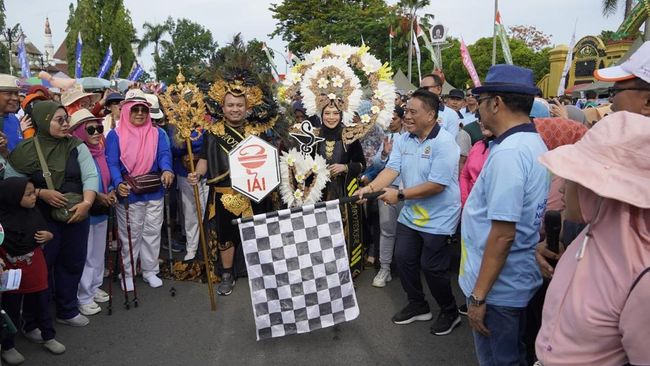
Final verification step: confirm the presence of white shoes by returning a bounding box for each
[23,328,44,344]
[94,289,109,303]
[183,251,196,261]
[43,339,66,354]
[1,348,25,365]
[56,314,89,327]
[143,275,163,288]
[78,302,101,316]
[372,268,392,288]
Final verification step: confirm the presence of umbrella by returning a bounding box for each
[77,77,111,91]
[22,76,52,87]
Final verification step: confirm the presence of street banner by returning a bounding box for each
[97,44,113,78]
[75,32,83,78]
[460,39,481,87]
[17,35,30,78]
[495,11,513,65]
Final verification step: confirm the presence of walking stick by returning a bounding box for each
[164,190,177,297]
[123,199,139,308]
[186,139,217,311]
[106,209,115,315]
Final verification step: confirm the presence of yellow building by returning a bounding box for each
[537,36,634,97]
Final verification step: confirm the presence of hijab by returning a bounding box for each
[8,101,83,189]
[71,120,110,192]
[0,178,49,256]
[115,101,158,176]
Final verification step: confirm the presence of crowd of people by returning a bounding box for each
[0,36,648,366]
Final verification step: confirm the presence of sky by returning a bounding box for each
[5,0,626,77]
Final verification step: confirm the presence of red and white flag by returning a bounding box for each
[460,39,481,87]
[414,17,425,38]
[389,26,395,39]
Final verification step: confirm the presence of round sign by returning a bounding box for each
[0,223,4,246]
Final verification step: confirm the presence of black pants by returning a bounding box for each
[394,223,456,313]
[2,291,55,349]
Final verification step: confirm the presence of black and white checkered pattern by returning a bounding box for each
[238,201,359,340]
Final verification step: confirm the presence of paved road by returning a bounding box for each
[16,269,476,366]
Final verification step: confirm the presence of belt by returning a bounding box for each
[214,187,236,194]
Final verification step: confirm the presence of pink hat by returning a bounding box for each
[539,111,650,208]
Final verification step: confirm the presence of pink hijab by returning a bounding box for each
[71,121,110,192]
[115,101,158,176]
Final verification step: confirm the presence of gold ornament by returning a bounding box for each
[158,66,207,141]
[220,192,253,218]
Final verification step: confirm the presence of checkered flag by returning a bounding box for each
[238,200,360,340]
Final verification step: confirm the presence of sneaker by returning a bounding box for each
[56,314,89,327]
[43,339,66,355]
[162,240,185,253]
[183,251,196,261]
[1,348,25,365]
[78,302,101,316]
[458,303,468,316]
[216,273,235,296]
[143,274,163,288]
[23,328,44,344]
[372,268,392,288]
[120,276,135,292]
[94,289,110,303]
[430,310,461,336]
[392,302,433,325]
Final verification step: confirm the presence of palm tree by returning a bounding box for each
[137,18,172,79]
[602,0,633,17]
[398,0,430,83]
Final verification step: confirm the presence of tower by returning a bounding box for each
[44,17,54,62]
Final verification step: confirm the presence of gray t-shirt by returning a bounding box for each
[456,129,472,157]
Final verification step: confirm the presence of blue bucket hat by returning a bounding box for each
[472,64,539,96]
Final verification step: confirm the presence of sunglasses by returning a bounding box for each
[131,106,150,114]
[86,125,105,135]
[607,86,650,98]
[53,115,70,125]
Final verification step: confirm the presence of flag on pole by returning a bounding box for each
[389,26,395,39]
[412,30,423,82]
[261,42,280,82]
[495,11,513,65]
[126,61,138,80]
[110,58,122,80]
[75,32,83,78]
[17,35,31,78]
[389,26,394,66]
[237,200,360,340]
[460,39,481,87]
[557,21,577,96]
[132,66,145,81]
[97,44,113,78]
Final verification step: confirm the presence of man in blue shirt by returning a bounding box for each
[420,74,461,139]
[0,74,23,151]
[357,89,462,336]
[459,64,549,365]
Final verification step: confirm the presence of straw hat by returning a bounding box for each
[68,109,103,132]
[0,74,20,92]
[539,111,650,208]
[61,84,100,107]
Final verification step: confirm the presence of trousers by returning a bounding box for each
[378,200,403,269]
[177,176,208,255]
[77,220,108,305]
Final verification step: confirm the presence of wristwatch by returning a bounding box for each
[469,294,486,307]
[397,189,405,201]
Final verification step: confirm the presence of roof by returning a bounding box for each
[53,39,67,61]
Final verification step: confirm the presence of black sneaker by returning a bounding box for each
[392,302,433,325]
[458,303,468,316]
[217,273,235,296]
[430,310,461,336]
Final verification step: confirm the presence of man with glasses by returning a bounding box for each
[594,41,650,117]
[420,74,462,139]
[0,74,23,151]
[460,64,550,365]
[102,92,123,134]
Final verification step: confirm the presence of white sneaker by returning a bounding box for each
[183,251,196,261]
[43,339,66,354]
[23,328,44,344]
[372,268,392,288]
[1,348,25,365]
[78,302,101,316]
[143,275,163,288]
[56,314,89,327]
[94,289,109,303]
[119,276,134,292]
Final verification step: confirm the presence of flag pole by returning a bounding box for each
[389,32,393,67]
[492,0,498,66]
[233,191,385,226]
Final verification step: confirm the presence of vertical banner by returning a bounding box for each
[495,11,513,65]
[557,22,577,97]
[127,62,139,80]
[75,32,83,78]
[261,43,280,83]
[97,44,113,78]
[412,30,422,83]
[18,35,31,78]
[460,39,481,87]
[389,26,395,66]
[110,58,122,80]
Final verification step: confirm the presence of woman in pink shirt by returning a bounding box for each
[459,121,493,207]
[535,112,650,366]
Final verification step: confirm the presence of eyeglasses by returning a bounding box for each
[477,96,494,105]
[131,106,149,114]
[85,125,105,135]
[607,87,650,97]
[53,115,70,125]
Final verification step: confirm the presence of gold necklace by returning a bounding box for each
[325,140,336,160]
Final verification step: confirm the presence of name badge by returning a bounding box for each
[421,145,431,159]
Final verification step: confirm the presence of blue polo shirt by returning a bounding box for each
[386,124,460,235]
[438,105,461,140]
[459,123,550,308]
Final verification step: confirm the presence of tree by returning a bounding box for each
[137,18,172,79]
[65,0,136,78]
[0,0,9,73]
[156,18,217,84]
[602,0,633,17]
[269,0,395,62]
[508,25,551,52]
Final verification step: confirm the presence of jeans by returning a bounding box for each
[394,223,456,313]
[472,303,527,366]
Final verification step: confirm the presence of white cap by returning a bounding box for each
[594,41,650,83]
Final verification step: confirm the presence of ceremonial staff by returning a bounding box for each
[159,69,217,311]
